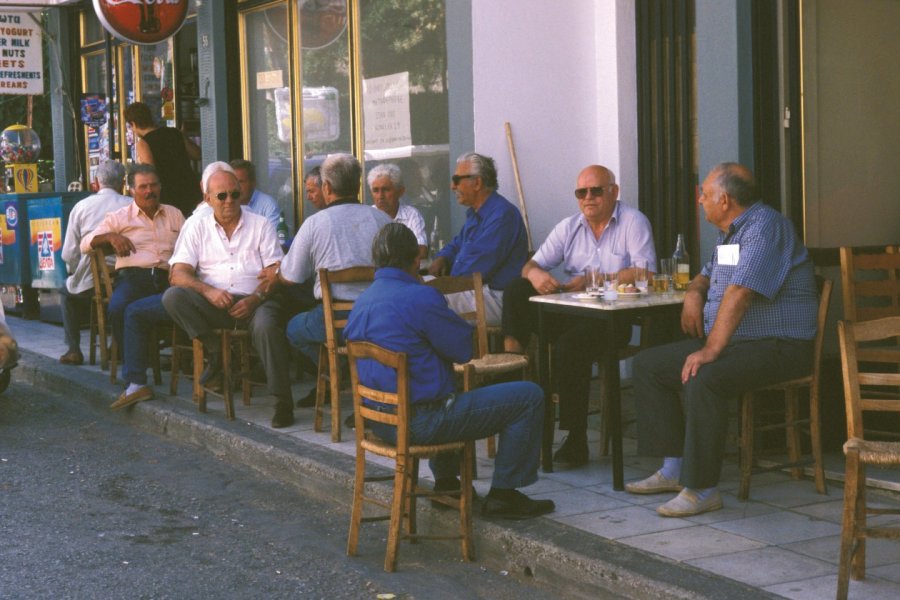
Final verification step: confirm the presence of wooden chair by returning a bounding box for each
[168,324,195,395]
[87,248,115,373]
[836,316,900,600]
[426,272,529,457]
[345,340,474,572]
[192,327,253,420]
[315,266,376,442]
[737,278,833,500]
[839,245,900,324]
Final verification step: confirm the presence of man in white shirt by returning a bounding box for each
[162,169,294,428]
[367,163,427,258]
[190,160,280,232]
[59,160,131,365]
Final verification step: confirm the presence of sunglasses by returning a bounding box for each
[215,191,241,201]
[452,174,477,185]
[574,186,609,200]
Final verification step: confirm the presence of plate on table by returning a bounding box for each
[571,292,603,301]
[614,289,648,299]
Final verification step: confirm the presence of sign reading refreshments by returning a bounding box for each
[92,0,189,46]
[0,12,43,95]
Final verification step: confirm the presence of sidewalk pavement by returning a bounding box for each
[9,314,900,599]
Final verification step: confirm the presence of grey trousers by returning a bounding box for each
[632,337,813,489]
[161,287,293,400]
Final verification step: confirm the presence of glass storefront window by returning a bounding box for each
[240,2,296,227]
[81,51,112,184]
[80,10,104,46]
[359,0,450,252]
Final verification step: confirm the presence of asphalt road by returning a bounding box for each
[0,382,560,600]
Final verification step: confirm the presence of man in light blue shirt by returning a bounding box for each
[627,163,817,518]
[501,165,657,468]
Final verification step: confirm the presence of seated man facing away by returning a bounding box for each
[428,152,528,326]
[501,165,656,467]
[627,162,817,517]
[163,169,294,428]
[345,223,554,519]
[367,162,428,259]
[59,159,131,365]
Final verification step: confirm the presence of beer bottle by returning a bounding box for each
[673,233,690,290]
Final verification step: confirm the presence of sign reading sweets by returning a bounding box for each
[92,0,189,46]
[0,12,43,95]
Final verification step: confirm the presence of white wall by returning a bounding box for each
[469,0,637,249]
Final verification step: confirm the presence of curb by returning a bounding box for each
[14,348,778,600]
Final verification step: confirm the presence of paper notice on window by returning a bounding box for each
[363,72,412,151]
[0,11,43,95]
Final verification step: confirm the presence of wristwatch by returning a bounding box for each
[254,290,266,301]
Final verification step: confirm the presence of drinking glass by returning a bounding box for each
[632,259,649,292]
[583,266,601,294]
[603,270,619,301]
[658,258,675,294]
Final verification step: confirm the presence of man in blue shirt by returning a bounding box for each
[427,152,528,326]
[627,163,818,517]
[346,223,554,520]
[229,159,281,231]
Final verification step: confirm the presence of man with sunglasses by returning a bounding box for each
[501,165,656,468]
[427,152,528,326]
[162,169,295,428]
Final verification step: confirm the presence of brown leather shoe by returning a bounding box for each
[271,397,295,428]
[110,386,154,410]
[59,351,84,366]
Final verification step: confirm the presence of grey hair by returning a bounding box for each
[95,160,126,189]
[321,153,361,199]
[366,163,404,190]
[456,152,498,190]
[712,162,758,207]
[372,223,418,270]
[126,163,158,189]
[201,161,236,194]
[305,165,322,186]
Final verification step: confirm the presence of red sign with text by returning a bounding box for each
[92,0,189,46]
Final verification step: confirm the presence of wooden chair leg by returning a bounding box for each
[852,462,867,580]
[384,458,407,572]
[97,302,109,371]
[109,339,118,384]
[314,345,327,432]
[406,457,419,539]
[836,452,858,600]
[738,392,754,501]
[346,445,366,557]
[784,389,802,480]
[192,339,205,410]
[460,442,475,561]
[329,347,342,442]
[89,302,98,366]
[809,387,827,495]
[222,331,235,420]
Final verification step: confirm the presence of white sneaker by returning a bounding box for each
[656,489,723,517]
[624,470,683,495]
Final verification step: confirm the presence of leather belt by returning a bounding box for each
[366,393,456,417]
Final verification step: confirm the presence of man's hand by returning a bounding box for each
[204,287,234,311]
[681,289,706,337]
[560,275,584,293]
[527,268,562,295]
[228,295,260,320]
[681,345,721,383]
[428,256,448,277]
[106,233,136,257]
[257,262,280,295]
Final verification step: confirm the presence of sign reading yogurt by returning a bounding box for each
[0,12,43,95]
[92,0,189,46]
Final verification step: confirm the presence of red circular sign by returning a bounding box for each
[92,0,189,46]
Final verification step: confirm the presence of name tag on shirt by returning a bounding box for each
[717,244,740,266]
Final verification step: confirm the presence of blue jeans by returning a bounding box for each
[122,293,170,386]
[285,304,324,365]
[109,268,169,350]
[370,381,544,490]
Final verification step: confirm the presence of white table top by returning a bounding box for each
[530,290,686,311]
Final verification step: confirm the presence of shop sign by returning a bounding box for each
[0,11,43,95]
[363,72,412,151]
[92,0,189,46]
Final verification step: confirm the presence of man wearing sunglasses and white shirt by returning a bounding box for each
[162,169,295,428]
[501,165,657,468]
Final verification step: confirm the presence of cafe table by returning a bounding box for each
[530,290,685,490]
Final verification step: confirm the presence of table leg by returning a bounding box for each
[537,305,554,473]
[606,316,624,490]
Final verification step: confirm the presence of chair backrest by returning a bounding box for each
[838,316,900,440]
[425,272,489,358]
[347,340,410,450]
[318,266,376,350]
[810,277,835,389]
[87,247,115,303]
[839,245,900,323]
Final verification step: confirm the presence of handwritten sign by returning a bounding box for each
[363,72,412,151]
[0,11,42,95]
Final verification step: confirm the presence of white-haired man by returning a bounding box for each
[367,162,427,258]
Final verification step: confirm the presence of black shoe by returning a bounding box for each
[200,352,222,385]
[296,386,329,408]
[552,433,589,468]
[271,399,295,428]
[482,489,555,520]
[431,477,479,510]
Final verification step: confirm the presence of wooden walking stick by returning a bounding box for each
[504,122,534,252]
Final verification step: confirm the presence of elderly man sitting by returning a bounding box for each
[162,169,294,428]
[367,163,428,258]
